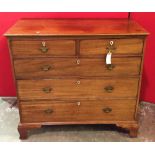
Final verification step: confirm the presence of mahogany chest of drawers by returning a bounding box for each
[5,19,148,139]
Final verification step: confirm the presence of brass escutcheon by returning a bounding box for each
[40,41,48,53]
[106,64,115,70]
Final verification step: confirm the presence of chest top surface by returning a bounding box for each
[5,18,148,37]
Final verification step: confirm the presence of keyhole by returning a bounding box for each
[77,80,80,85]
[76,101,81,106]
[76,59,80,65]
[110,41,114,46]
[42,41,46,47]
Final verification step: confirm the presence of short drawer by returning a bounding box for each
[11,40,75,57]
[14,57,141,79]
[80,38,143,55]
[17,78,139,100]
[20,99,136,123]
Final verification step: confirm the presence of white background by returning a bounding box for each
[0,0,155,11]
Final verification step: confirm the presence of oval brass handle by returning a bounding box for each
[103,107,112,113]
[104,86,114,93]
[41,65,52,71]
[106,64,115,70]
[42,87,52,93]
[44,109,53,114]
[40,46,48,53]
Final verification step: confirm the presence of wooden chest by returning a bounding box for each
[5,19,148,139]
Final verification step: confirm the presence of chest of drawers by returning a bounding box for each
[5,19,148,139]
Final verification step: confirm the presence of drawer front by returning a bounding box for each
[20,100,136,123]
[14,57,141,79]
[11,40,75,57]
[80,38,143,55]
[17,78,139,100]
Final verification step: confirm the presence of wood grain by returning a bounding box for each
[5,18,148,139]
[11,40,75,57]
[20,99,136,123]
[14,57,142,79]
[17,78,139,100]
[80,38,143,55]
[4,19,148,36]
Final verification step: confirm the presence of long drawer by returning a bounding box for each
[14,57,141,79]
[80,38,143,55]
[11,40,75,57]
[17,78,139,100]
[20,99,136,123]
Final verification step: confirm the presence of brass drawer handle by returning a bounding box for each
[106,64,115,70]
[103,107,112,113]
[41,65,52,71]
[40,46,48,53]
[40,41,48,53]
[104,86,114,93]
[44,109,53,114]
[42,87,52,93]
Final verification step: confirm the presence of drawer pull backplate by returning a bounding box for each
[42,87,52,93]
[103,107,112,113]
[104,86,114,93]
[44,109,53,114]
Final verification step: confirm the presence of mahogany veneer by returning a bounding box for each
[5,19,148,139]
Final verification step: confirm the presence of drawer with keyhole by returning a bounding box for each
[17,78,139,100]
[20,99,136,123]
[11,40,75,57]
[14,57,141,79]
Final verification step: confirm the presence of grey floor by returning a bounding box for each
[0,97,155,142]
